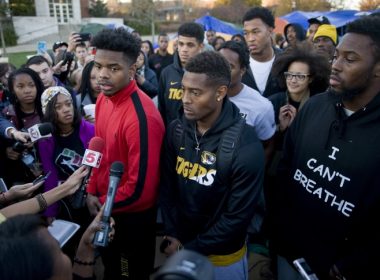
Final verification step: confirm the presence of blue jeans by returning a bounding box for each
[213,254,248,280]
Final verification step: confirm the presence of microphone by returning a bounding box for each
[93,161,124,247]
[27,122,53,142]
[70,137,105,209]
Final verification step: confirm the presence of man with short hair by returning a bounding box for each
[160,51,264,280]
[270,16,380,280]
[313,24,338,62]
[206,29,216,45]
[52,41,68,56]
[218,40,275,159]
[307,15,330,42]
[74,42,89,69]
[242,7,281,97]
[148,33,173,80]
[86,28,165,280]
[158,22,204,125]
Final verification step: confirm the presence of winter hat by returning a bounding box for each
[41,86,72,114]
[313,24,338,45]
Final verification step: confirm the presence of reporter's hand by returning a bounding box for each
[12,130,30,143]
[5,147,20,160]
[163,236,182,257]
[7,180,43,201]
[81,205,116,247]
[60,165,89,195]
[86,193,102,216]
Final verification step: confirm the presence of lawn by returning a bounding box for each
[6,51,36,68]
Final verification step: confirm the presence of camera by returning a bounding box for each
[12,141,41,174]
[61,51,75,66]
[78,32,91,42]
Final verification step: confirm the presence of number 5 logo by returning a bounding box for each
[82,150,101,167]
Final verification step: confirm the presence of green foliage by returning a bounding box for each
[89,0,109,17]
[3,20,18,46]
[7,51,35,68]
[124,19,158,36]
[9,0,35,16]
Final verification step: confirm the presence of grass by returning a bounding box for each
[5,51,36,68]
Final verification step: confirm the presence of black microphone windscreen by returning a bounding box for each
[110,161,124,178]
[39,123,53,136]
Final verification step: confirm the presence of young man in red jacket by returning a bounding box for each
[86,28,165,280]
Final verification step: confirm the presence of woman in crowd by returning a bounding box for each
[38,86,94,257]
[212,36,226,51]
[1,68,45,186]
[141,40,154,58]
[135,50,158,98]
[77,61,101,120]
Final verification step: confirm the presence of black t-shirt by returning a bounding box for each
[149,53,173,80]
[53,127,84,179]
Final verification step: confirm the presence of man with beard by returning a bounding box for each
[269,16,380,280]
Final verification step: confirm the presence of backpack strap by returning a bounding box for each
[173,120,184,152]
[216,118,246,184]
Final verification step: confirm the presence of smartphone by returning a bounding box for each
[79,33,91,42]
[33,171,51,185]
[0,178,8,192]
[37,41,47,54]
[293,258,319,280]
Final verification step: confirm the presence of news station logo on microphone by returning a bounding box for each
[82,149,102,168]
[27,123,53,142]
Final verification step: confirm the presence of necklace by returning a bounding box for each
[60,127,74,137]
[194,124,206,154]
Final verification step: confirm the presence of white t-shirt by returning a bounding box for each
[229,84,276,141]
[249,55,275,94]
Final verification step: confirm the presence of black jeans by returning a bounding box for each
[101,207,157,280]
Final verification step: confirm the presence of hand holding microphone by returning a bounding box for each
[71,136,105,209]
[93,161,124,247]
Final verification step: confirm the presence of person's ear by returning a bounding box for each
[216,85,228,101]
[129,63,137,79]
[373,62,380,78]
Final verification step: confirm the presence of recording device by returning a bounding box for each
[70,137,105,209]
[37,41,47,54]
[33,171,51,185]
[0,178,8,193]
[93,161,124,247]
[78,32,91,42]
[154,249,214,280]
[27,122,53,142]
[61,51,75,66]
[293,258,319,280]
[12,123,53,174]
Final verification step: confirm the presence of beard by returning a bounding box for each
[329,75,372,101]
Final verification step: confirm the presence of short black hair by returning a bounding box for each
[178,22,205,44]
[346,16,380,61]
[8,67,45,127]
[185,51,231,87]
[25,55,51,68]
[158,32,168,40]
[0,215,54,280]
[75,42,87,50]
[231,34,247,45]
[91,28,141,65]
[271,42,331,94]
[219,40,250,69]
[242,7,275,28]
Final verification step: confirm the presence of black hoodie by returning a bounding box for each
[160,99,265,256]
[157,52,184,126]
[271,91,380,279]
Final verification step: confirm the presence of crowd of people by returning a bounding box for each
[0,6,380,280]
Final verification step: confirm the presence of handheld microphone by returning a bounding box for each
[70,137,105,209]
[27,122,53,142]
[93,161,124,247]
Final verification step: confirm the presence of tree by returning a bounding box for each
[9,0,35,16]
[89,0,109,17]
[213,0,262,24]
[359,0,380,10]
[271,0,331,16]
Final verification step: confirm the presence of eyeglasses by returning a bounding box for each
[284,72,310,81]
